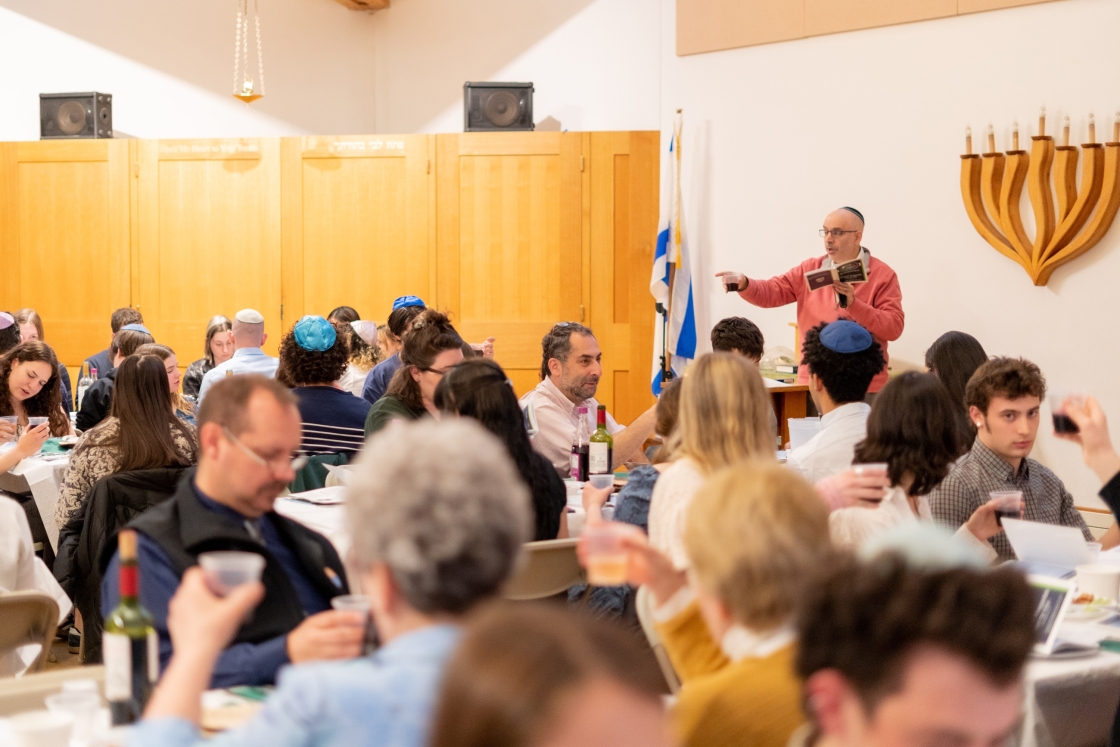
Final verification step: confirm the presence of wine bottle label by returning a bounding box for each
[589,442,609,474]
[104,632,131,700]
[104,631,159,700]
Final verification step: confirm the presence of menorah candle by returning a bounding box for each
[1063,116,1070,147]
[1039,106,1046,137]
[965,126,972,155]
[1089,113,1096,143]
[987,124,996,152]
[1012,121,1019,150]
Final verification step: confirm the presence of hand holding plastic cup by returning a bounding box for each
[28,416,49,428]
[989,491,1023,526]
[0,415,17,442]
[1050,391,1086,435]
[583,522,629,587]
[851,463,889,503]
[331,594,377,654]
[198,552,266,597]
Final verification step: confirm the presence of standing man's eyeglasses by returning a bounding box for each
[820,228,860,238]
[222,425,308,472]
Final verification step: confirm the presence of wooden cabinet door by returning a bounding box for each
[435,133,583,398]
[134,139,282,360]
[587,133,659,424]
[280,135,434,325]
[0,141,131,366]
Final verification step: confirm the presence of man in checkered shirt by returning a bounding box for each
[929,357,1091,561]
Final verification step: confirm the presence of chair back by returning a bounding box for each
[504,538,585,601]
[289,453,350,493]
[635,585,681,694]
[0,591,60,675]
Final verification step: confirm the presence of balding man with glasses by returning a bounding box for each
[717,207,903,394]
[101,375,363,687]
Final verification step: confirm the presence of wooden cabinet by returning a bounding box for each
[134,138,282,360]
[0,141,130,365]
[0,132,658,418]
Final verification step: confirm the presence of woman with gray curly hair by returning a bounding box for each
[130,418,533,747]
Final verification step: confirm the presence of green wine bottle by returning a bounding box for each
[589,404,613,475]
[104,529,158,726]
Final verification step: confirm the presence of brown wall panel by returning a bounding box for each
[677,0,804,56]
[805,0,955,37]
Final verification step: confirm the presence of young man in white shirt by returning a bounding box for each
[786,321,885,484]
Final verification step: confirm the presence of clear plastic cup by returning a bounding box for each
[1049,391,1085,435]
[7,709,74,747]
[587,473,614,490]
[583,523,629,587]
[852,462,888,476]
[45,691,100,744]
[989,491,1023,526]
[28,417,49,428]
[1088,542,1103,565]
[198,552,266,596]
[331,595,376,654]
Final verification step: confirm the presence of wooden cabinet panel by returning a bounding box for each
[135,139,282,361]
[0,141,130,365]
[280,135,433,325]
[588,133,658,425]
[436,133,583,399]
[804,0,955,37]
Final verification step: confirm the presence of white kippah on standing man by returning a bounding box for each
[197,309,280,406]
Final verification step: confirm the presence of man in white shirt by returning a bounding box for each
[519,322,657,477]
[786,320,885,483]
[197,309,280,406]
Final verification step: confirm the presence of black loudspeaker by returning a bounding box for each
[40,92,113,139]
[463,82,534,132]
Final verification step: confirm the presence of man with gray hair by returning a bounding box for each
[519,322,657,477]
[197,308,280,405]
[128,418,532,747]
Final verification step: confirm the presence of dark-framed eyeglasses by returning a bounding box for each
[820,228,859,238]
[222,426,308,472]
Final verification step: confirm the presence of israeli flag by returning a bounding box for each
[650,113,697,395]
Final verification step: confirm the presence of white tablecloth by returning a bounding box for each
[0,451,71,551]
[273,488,351,558]
[1019,620,1120,747]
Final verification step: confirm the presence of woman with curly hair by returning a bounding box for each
[337,321,382,396]
[829,371,1002,557]
[0,340,71,438]
[277,315,370,457]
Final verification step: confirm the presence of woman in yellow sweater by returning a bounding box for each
[604,461,832,747]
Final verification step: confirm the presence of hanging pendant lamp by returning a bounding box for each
[232,0,266,104]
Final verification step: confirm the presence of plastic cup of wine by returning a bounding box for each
[724,280,739,293]
[989,491,1023,527]
[587,473,614,490]
[28,416,49,428]
[198,551,266,597]
[583,523,629,587]
[331,595,377,654]
[45,691,101,744]
[1049,391,1085,435]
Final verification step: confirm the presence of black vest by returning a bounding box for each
[100,472,350,646]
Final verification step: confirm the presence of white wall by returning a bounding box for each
[659,0,1120,507]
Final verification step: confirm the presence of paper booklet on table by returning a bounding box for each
[1028,575,1096,657]
[804,259,868,291]
[1002,518,1093,579]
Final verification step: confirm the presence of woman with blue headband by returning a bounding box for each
[276,316,371,458]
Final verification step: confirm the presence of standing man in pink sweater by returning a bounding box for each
[716,207,903,394]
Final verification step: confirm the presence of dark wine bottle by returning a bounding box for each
[104,529,158,726]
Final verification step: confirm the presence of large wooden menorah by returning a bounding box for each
[960,112,1120,286]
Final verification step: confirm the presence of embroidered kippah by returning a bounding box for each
[819,320,872,353]
[235,309,265,324]
[293,315,337,352]
[392,295,425,311]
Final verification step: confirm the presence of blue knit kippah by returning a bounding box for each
[392,295,425,311]
[819,320,872,353]
[120,324,151,334]
[293,315,336,352]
